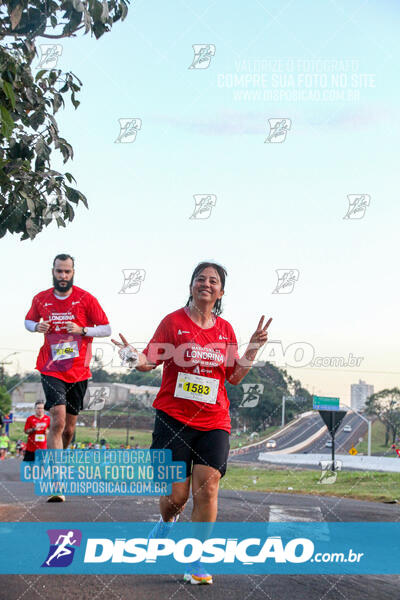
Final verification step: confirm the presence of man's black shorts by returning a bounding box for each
[23,450,36,462]
[150,409,230,478]
[41,374,88,416]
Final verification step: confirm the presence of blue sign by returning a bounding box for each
[0,522,399,575]
[3,412,13,423]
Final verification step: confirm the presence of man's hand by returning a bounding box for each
[36,321,50,333]
[66,322,83,334]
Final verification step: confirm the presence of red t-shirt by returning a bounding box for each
[25,286,109,383]
[24,414,51,452]
[142,308,240,433]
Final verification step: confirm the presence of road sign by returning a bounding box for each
[317,409,347,472]
[3,412,13,435]
[318,410,347,435]
[313,396,339,411]
[349,447,358,455]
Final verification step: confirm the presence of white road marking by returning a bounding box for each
[269,505,330,541]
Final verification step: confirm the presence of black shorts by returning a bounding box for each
[23,450,36,462]
[150,409,230,479]
[41,374,88,416]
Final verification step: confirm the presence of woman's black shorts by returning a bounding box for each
[150,409,230,479]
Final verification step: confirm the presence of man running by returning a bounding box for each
[23,401,51,462]
[113,261,272,584]
[25,253,111,501]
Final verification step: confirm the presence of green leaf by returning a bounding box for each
[0,105,15,138]
[65,172,76,183]
[10,4,23,30]
[25,217,39,239]
[66,202,75,220]
[26,195,36,216]
[53,92,64,113]
[1,81,16,110]
[64,185,80,204]
[35,70,48,82]
[120,1,128,21]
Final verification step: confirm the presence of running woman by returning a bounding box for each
[112,261,272,584]
[25,254,111,501]
[23,401,51,462]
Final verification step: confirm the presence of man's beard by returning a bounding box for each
[53,276,74,293]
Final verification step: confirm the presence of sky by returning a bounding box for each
[1,0,400,406]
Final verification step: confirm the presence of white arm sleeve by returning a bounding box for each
[86,324,111,338]
[25,319,38,332]
[25,320,111,337]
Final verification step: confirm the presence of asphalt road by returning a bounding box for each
[0,459,399,600]
[231,412,368,463]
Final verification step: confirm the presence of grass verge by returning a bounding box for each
[221,464,400,503]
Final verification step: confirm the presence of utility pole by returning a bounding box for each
[126,397,131,446]
[0,352,19,387]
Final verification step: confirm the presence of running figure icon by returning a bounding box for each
[45,531,77,566]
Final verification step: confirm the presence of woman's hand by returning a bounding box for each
[111,333,139,366]
[249,315,272,350]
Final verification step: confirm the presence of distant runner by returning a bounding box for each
[25,253,111,501]
[23,401,51,462]
[0,430,9,459]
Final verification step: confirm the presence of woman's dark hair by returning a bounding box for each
[185,262,227,316]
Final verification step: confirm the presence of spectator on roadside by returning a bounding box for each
[0,430,10,459]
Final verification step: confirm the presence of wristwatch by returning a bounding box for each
[82,327,88,336]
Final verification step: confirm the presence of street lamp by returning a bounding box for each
[0,352,19,386]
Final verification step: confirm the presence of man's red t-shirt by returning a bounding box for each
[25,286,109,383]
[142,308,240,433]
[24,414,51,452]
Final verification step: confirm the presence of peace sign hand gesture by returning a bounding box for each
[111,333,139,367]
[249,316,272,350]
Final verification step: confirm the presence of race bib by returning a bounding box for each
[34,434,45,442]
[51,341,79,361]
[174,372,219,404]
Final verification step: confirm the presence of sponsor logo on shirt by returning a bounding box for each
[72,301,80,305]
[184,344,224,366]
[219,335,228,340]
[44,303,52,307]
[178,329,190,335]
[49,312,75,321]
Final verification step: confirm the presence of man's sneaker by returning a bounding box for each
[148,514,179,539]
[47,495,66,503]
[183,561,213,585]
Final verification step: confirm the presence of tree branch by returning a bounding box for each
[0,25,84,40]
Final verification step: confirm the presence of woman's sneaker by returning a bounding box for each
[183,561,213,585]
[147,514,179,539]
